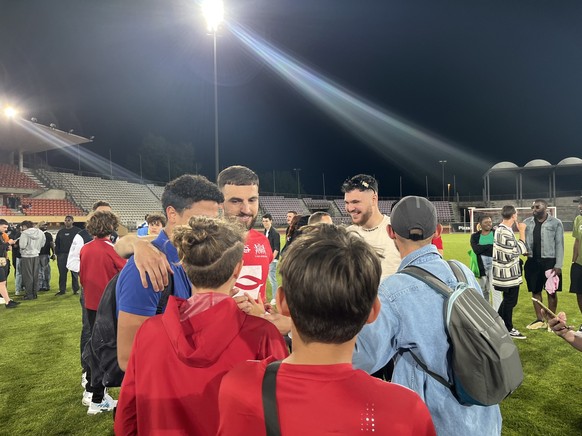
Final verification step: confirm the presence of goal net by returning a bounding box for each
[469,206,557,233]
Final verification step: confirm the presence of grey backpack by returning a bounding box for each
[400,260,524,406]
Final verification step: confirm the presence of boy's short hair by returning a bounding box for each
[478,215,492,224]
[0,219,8,226]
[279,224,381,344]
[501,205,516,220]
[262,213,273,221]
[162,174,224,217]
[146,213,167,227]
[308,211,331,225]
[86,211,119,238]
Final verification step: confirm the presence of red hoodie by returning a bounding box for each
[115,294,288,436]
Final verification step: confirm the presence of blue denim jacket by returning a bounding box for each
[523,215,564,268]
[353,244,502,436]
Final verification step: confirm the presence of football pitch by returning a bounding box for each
[0,232,580,435]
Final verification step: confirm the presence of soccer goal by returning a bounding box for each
[468,206,557,233]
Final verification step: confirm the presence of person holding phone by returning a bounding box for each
[544,310,582,352]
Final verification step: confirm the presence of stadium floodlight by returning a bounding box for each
[201,0,224,180]
[202,0,224,33]
[69,129,74,134]
[49,123,57,129]
[30,117,38,123]
[4,106,17,118]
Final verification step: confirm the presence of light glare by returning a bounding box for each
[4,106,17,118]
[202,0,224,33]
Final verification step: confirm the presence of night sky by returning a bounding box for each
[2,1,581,198]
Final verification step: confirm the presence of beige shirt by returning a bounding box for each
[348,215,401,279]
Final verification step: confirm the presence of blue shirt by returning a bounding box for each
[353,244,502,436]
[116,230,191,317]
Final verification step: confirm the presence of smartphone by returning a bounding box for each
[532,298,557,319]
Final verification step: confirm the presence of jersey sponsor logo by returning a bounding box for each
[235,265,263,300]
[254,243,267,256]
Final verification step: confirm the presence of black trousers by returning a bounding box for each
[85,308,105,403]
[496,285,520,331]
[57,254,79,293]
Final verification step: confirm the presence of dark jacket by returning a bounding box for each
[470,230,494,277]
[264,227,280,261]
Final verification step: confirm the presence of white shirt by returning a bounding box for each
[348,215,401,279]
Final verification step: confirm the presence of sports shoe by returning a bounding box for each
[578,324,582,332]
[526,319,546,330]
[5,300,19,308]
[55,291,65,296]
[509,328,527,340]
[82,390,92,406]
[87,396,117,415]
[0,297,5,304]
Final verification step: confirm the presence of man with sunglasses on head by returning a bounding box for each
[523,199,564,331]
[342,174,400,279]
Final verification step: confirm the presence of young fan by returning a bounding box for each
[217,224,435,435]
[115,216,288,435]
[79,211,127,414]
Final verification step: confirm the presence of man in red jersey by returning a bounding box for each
[217,165,272,302]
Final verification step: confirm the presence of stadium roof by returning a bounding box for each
[0,116,92,154]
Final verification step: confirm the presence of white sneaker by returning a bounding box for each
[87,397,117,415]
[0,297,5,305]
[82,390,92,406]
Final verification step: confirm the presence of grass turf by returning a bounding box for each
[1,233,581,435]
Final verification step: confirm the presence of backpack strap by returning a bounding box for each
[262,360,282,436]
[155,273,175,315]
[447,260,468,284]
[398,265,456,390]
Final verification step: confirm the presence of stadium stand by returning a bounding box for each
[36,169,164,229]
[302,198,332,211]
[0,163,42,190]
[20,198,84,216]
[259,196,310,227]
[0,205,15,216]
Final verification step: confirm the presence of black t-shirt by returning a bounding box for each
[40,232,54,255]
[55,226,80,255]
[533,219,542,259]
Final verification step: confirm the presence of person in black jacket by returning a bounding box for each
[470,215,499,308]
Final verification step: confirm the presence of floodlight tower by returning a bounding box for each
[202,0,224,181]
[439,160,447,201]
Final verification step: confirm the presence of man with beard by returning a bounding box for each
[523,199,564,330]
[342,174,400,279]
[217,165,272,303]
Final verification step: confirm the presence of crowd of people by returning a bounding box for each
[1,168,581,435]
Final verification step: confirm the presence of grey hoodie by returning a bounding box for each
[20,227,46,258]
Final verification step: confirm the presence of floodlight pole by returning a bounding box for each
[293,168,301,198]
[213,31,219,181]
[439,160,447,201]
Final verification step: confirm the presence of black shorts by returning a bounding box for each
[524,257,562,293]
[570,263,582,294]
[0,264,7,282]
